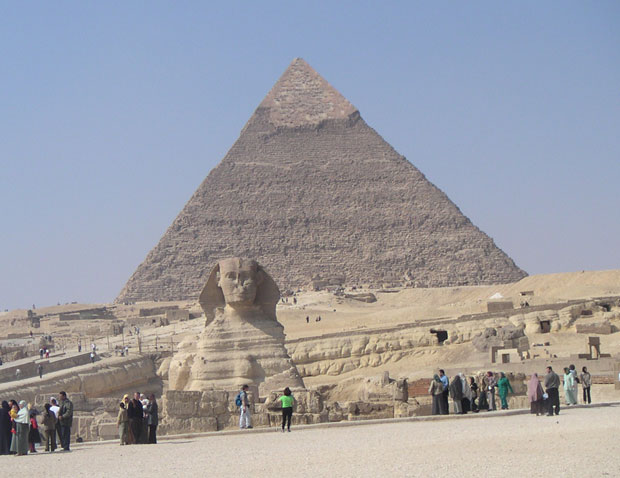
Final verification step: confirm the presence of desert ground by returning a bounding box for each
[3,405,619,477]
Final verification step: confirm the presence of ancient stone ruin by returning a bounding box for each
[117,58,525,303]
[168,258,303,394]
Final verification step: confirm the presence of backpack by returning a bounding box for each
[235,392,242,407]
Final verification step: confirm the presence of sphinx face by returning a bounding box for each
[217,258,261,306]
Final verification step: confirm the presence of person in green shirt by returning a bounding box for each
[497,372,514,410]
[278,387,294,432]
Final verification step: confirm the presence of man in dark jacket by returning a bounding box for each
[544,366,561,416]
[127,392,143,444]
[57,391,74,451]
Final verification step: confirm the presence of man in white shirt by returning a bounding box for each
[50,397,61,446]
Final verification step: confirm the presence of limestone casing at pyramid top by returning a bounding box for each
[255,58,358,128]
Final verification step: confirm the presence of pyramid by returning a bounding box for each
[116,58,526,303]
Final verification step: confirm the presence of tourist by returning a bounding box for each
[50,397,61,446]
[569,364,579,403]
[117,402,128,445]
[580,366,592,404]
[0,401,11,454]
[469,377,479,412]
[278,387,294,432]
[14,401,29,455]
[477,378,488,411]
[527,373,545,416]
[146,394,158,444]
[460,373,472,413]
[449,373,463,414]
[563,367,577,405]
[438,369,450,414]
[9,401,19,453]
[15,368,21,381]
[127,391,144,444]
[497,372,514,410]
[41,403,57,452]
[544,366,561,416]
[140,394,149,443]
[57,391,74,451]
[484,371,497,411]
[239,384,252,429]
[45,349,50,359]
[428,375,446,415]
[38,363,43,378]
[90,352,95,363]
[28,408,41,452]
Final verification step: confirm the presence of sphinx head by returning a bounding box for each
[199,257,280,325]
[217,258,263,307]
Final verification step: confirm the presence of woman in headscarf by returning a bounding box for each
[469,377,479,413]
[527,373,545,416]
[0,401,11,454]
[9,401,19,454]
[497,372,514,410]
[449,373,463,414]
[14,400,30,455]
[428,375,445,415]
[563,367,577,405]
[460,373,472,414]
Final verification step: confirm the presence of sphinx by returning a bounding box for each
[169,258,304,394]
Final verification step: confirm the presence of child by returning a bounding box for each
[28,410,41,453]
[117,402,128,445]
[41,403,57,452]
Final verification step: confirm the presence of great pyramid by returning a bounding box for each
[117,58,526,303]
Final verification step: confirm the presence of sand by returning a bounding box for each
[5,405,619,477]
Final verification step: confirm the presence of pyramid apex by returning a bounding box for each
[256,58,358,128]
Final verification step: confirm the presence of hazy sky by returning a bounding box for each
[1,2,619,310]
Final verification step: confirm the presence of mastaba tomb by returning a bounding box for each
[117,58,525,303]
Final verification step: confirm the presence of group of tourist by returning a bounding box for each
[429,369,510,415]
[117,391,158,445]
[237,384,295,433]
[430,365,593,417]
[529,365,592,416]
[0,392,73,456]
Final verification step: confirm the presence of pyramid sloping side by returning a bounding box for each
[117,113,526,303]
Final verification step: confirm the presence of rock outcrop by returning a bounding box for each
[117,58,525,303]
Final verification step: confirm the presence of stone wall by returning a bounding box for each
[0,352,92,383]
[0,356,156,405]
[159,387,418,435]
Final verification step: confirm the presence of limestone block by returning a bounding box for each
[97,422,119,441]
[575,319,612,335]
[164,390,202,418]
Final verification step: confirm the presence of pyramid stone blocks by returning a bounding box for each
[117,58,525,303]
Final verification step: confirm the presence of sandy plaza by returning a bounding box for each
[2,404,618,478]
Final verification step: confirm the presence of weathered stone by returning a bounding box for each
[168,258,303,394]
[116,58,525,303]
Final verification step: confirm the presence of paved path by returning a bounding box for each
[3,404,619,477]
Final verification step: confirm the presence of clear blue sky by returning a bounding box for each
[1,1,619,310]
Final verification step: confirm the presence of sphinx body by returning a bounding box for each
[169,258,303,394]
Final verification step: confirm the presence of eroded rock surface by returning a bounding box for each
[168,258,303,394]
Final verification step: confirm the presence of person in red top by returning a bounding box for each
[28,410,41,452]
